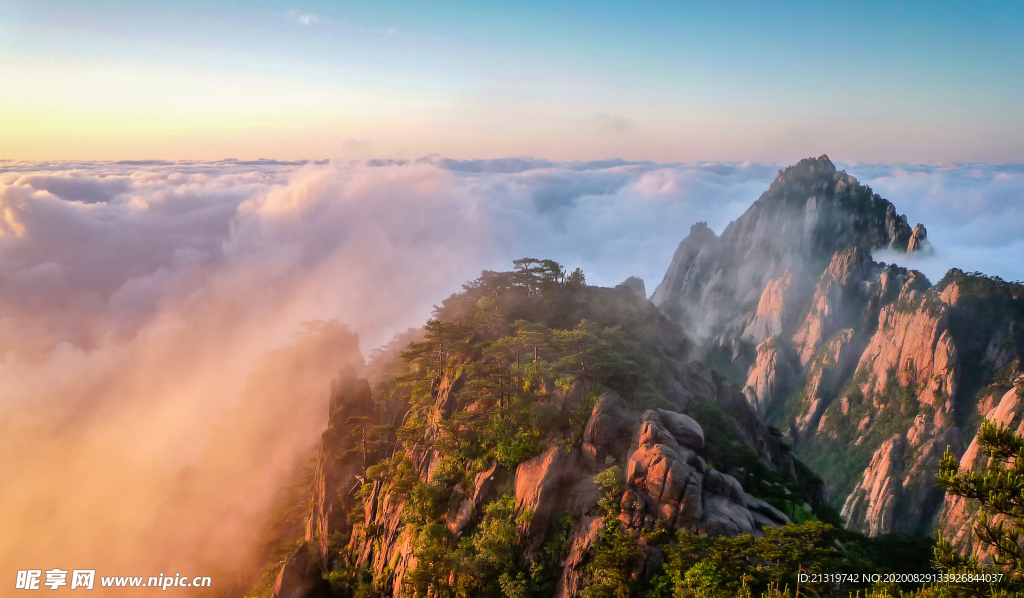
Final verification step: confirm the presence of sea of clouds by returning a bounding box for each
[0,156,1020,589]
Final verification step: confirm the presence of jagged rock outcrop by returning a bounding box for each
[621,408,789,537]
[349,363,482,591]
[515,445,572,553]
[743,339,797,418]
[448,461,502,534]
[271,542,332,598]
[856,291,958,419]
[272,369,378,598]
[336,384,803,598]
[554,516,602,598]
[651,221,720,335]
[900,415,963,528]
[290,360,812,597]
[841,414,963,536]
[742,270,803,344]
[617,276,647,299]
[813,270,1017,537]
[557,395,805,595]
[795,329,859,436]
[582,391,635,462]
[907,223,930,253]
[792,247,872,364]
[353,477,415,589]
[307,368,376,562]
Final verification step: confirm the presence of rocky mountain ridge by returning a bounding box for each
[651,155,921,340]
[266,265,826,598]
[652,155,1024,550]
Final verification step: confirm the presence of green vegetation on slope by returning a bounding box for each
[340,259,698,597]
[795,367,923,510]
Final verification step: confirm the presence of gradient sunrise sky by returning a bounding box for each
[2,0,1022,162]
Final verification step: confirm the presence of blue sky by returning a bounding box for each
[1,0,1022,161]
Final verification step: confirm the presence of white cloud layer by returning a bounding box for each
[0,156,1020,586]
[846,162,1024,284]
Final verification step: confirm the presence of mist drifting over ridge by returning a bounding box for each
[0,156,1021,589]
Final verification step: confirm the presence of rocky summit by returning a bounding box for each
[651,155,918,339]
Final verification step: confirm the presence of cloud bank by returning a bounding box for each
[845,162,1024,284]
[0,156,1020,591]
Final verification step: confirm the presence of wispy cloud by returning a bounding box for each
[341,137,372,154]
[288,9,320,26]
[591,113,634,135]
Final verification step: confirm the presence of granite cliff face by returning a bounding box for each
[282,382,801,598]
[937,376,1024,560]
[652,156,1024,547]
[268,267,824,598]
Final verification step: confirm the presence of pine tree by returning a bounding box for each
[935,419,1024,596]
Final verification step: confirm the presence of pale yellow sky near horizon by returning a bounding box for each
[3,63,1019,164]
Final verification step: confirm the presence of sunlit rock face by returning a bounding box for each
[937,377,1024,562]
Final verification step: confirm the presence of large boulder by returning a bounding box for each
[582,391,634,462]
[515,444,571,553]
[622,408,788,537]
[654,409,705,450]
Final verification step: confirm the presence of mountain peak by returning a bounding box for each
[652,156,921,337]
[774,155,837,182]
[800,154,836,171]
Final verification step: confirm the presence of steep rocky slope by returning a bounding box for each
[651,155,916,340]
[264,261,826,598]
[937,374,1024,559]
[652,156,1024,546]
